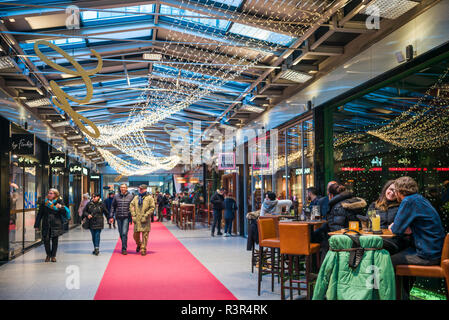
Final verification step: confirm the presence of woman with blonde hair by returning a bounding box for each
[34,188,69,262]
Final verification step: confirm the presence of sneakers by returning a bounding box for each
[224,233,231,237]
[217,232,223,236]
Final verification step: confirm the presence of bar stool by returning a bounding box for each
[279,223,320,300]
[257,217,280,296]
[252,216,281,273]
[395,233,449,300]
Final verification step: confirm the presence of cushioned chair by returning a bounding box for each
[395,233,449,299]
[279,223,320,300]
[257,217,280,296]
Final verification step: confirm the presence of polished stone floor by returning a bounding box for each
[0,221,288,300]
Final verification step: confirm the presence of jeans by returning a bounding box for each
[90,229,101,249]
[211,209,222,234]
[43,234,58,257]
[116,218,129,251]
[224,218,233,234]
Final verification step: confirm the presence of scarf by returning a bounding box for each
[138,192,147,206]
[45,199,58,211]
[45,198,71,219]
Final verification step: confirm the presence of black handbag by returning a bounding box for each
[82,217,90,229]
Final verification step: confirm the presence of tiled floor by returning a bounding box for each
[0,221,287,300]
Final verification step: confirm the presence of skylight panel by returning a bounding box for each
[81,4,154,21]
[160,5,230,30]
[229,23,295,46]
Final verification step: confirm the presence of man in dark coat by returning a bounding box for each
[83,193,108,255]
[109,184,134,255]
[210,188,226,236]
[34,188,68,262]
[104,191,116,229]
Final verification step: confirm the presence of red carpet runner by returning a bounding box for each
[94,222,237,300]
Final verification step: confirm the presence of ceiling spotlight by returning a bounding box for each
[240,104,264,113]
[279,69,313,83]
[143,53,162,61]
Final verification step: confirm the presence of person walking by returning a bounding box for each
[82,193,108,255]
[77,193,90,225]
[223,192,237,237]
[130,184,155,256]
[104,191,116,229]
[34,188,69,262]
[157,191,168,222]
[109,183,134,255]
[210,188,225,236]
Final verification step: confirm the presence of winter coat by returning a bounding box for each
[110,192,134,220]
[318,196,330,218]
[210,192,225,210]
[104,197,114,213]
[130,192,155,232]
[312,235,395,300]
[83,200,108,230]
[246,219,259,251]
[34,197,66,238]
[327,192,367,232]
[368,202,399,229]
[224,197,238,219]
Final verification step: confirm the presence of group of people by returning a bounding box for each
[306,176,446,298]
[34,183,167,261]
[210,188,238,237]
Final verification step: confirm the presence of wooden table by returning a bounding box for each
[180,204,196,230]
[279,220,326,235]
[328,228,394,238]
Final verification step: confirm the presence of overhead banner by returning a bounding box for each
[49,152,66,168]
[9,134,35,155]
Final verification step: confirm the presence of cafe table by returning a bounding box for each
[328,228,394,238]
[279,219,327,236]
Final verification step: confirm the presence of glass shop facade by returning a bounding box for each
[0,116,95,261]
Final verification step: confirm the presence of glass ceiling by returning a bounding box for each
[81,4,155,21]
[160,4,230,30]
[229,23,295,46]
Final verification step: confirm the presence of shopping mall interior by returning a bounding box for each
[0,0,449,303]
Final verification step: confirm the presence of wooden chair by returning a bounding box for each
[395,233,449,300]
[279,223,320,300]
[180,204,195,230]
[257,217,280,296]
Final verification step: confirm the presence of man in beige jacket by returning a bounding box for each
[130,184,155,256]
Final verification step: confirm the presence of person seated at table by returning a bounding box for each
[260,192,292,216]
[317,181,337,218]
[369,180,411,255]
[306,187,320,211]
[389,176,445,267]
[389,176,446,299]
[326,183,367,232]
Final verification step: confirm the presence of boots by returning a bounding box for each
[45,256,50,262]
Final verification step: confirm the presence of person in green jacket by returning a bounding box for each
[312,235,396,300]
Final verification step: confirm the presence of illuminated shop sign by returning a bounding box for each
[389,167,423,172]
[295,168,311,175]
[434,168,449,171]
[340,167,365,172]
[49,152,66,168]
[17,156,38,167]
[398,158,411,165]
[371,156,382,167]
[10,134,35,155]
[82,167,89,176]
[90,175,100,180]
[69,163,82,174]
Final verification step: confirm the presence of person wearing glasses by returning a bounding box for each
[34,188,69,262]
